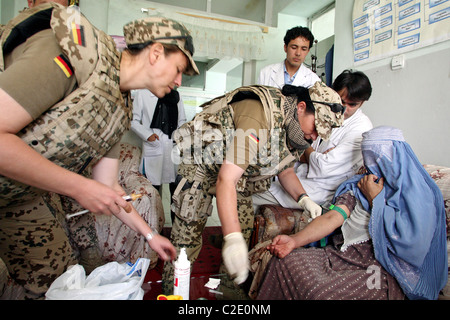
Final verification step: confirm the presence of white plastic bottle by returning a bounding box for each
[173,248,190,300]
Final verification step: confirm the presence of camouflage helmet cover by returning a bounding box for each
[123,16,199,76]
[308,81,344,141]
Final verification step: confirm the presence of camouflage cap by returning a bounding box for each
[123,16,199,76]
[309,81,344,141]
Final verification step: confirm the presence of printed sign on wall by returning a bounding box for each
[353,0,450,64]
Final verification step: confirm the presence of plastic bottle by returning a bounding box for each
[173,248,190,300]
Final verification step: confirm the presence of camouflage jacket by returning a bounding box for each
[173,85,301,196]
[0,3,132,207]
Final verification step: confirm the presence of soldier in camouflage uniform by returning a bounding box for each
[162,82,345,292]
[0,3,198,299]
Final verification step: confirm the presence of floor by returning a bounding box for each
[143,226,224,300]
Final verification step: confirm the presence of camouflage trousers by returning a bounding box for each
[161,164,255,294]
[0,193,100,299]
[0,195,77,299]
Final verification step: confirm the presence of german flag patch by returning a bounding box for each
[54,54,74,78]
[71,22,86,46]
[249,133,259,144]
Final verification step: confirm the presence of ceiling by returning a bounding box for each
[280,0,335,18]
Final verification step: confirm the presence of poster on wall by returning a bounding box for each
[352,0,450,64]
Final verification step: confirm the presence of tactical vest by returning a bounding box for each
[173,85,300,196]
[0,4,131,207]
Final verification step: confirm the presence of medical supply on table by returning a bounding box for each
[204,277,221,289]
[173,248,190,300]
[65,193,142,219]
[157,294,183,300]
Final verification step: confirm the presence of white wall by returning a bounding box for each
[334,0,450,167]
[0,0,27,23]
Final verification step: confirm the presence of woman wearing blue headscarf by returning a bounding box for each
[256,126,447,300]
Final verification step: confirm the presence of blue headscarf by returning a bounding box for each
[334,126,448,300]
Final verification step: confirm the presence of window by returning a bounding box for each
[310,6,335,42]
[211,0,266,24]
[147,0,268,24]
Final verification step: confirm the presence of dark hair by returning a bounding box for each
[284,26,315,49]
[282,85,315,114]
[332,69,372,101]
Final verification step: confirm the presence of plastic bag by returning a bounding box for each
[45,258,150,300]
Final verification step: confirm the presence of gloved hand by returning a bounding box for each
[298,195,322,219]
[222,232,249,285]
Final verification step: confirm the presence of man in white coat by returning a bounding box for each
[253,70,373,212]
[257,26,320,89]
[131,89,186,221]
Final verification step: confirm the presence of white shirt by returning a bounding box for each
[131,89,186,185]
[269,108,373,208]
[257,61,320,89]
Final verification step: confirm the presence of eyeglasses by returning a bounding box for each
[306,100,346,114]
[128,35,194,56]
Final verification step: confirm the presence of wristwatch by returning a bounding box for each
[145,228,157,241]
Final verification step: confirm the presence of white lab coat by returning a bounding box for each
[268,108,373,208]
[257,61,320,89]
[131,89,186,185]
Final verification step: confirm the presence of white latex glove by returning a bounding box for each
[298,195,322,219]
[222,232,249,285]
